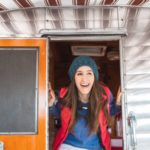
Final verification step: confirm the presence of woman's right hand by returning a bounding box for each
[48,82,56,107]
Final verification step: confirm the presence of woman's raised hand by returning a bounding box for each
[116,86,122,106]
[48,82,56,107]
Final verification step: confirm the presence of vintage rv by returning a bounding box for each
[0,0,150,150]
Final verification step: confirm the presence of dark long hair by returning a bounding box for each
[61,78,109,134]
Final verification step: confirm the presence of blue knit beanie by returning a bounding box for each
[68,56,99,80]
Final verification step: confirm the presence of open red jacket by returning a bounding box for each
[52,86,111,150]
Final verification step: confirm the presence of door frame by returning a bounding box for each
[48,35,125,149]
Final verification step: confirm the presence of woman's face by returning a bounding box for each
[75,66,95,100]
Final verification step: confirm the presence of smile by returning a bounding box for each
[80,84,90,87]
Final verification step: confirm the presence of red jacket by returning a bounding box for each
[52,86,111,150]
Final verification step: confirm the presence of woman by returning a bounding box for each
[49,56,121,150]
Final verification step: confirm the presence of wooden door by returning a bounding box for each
[0,39,47,150]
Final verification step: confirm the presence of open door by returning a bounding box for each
[48,35,123,150]
[0,39,48,150]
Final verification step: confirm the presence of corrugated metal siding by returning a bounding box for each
[122,7,150,150]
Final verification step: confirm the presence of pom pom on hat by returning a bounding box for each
[68,56,99,80]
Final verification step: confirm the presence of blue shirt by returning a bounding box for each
[64,101,102,150]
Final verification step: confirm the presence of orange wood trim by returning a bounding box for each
[0,39,47,150]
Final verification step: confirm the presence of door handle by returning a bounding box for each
[0,141,4,150]
[128,112,137,149]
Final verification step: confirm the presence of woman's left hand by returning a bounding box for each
[116,86,122,106]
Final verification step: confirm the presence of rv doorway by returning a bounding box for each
[48,36,123,150]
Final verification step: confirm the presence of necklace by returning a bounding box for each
[81,106,88,110]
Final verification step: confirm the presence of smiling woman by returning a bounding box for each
[74,66,95,103]
[49,56,121,150]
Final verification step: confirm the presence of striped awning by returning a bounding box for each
[0,0,150,37]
